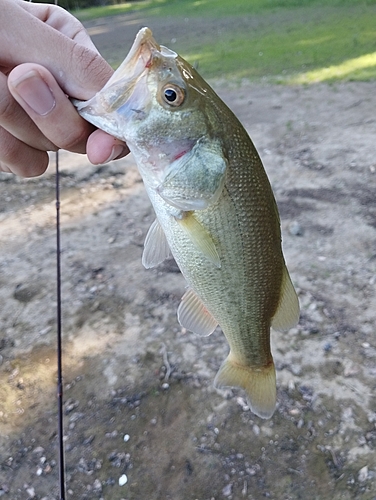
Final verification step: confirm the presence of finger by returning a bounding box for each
[20,1,98,52]
[86,129,130,165]
[8,63,96,154]
[0,71,57,152]
[2,1,112,99]
[0,126,49,177]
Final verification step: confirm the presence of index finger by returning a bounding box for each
[19,0,98,51]
[2,0,112,99]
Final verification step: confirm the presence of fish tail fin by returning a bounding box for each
[214,354,276,419]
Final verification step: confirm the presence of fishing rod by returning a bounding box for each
[51,0,66,494]
[28,0,66,497]
[55,148,66,500]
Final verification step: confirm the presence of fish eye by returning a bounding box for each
[161,84,185,107]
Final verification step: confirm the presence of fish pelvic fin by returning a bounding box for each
[271,265,300,332]
[176,212,221,268]
[214,354,276,419]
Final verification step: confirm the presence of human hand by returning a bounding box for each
[2,0,129,177]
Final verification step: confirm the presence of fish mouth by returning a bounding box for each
[99,27,160,110]
[121,27,159,73]
[74,28,178,138]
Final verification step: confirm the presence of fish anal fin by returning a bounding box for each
[271,266,300,332]
[142,219,171,269]
[176,212,221,268]
[177,288,218,336]
[214,354,276,419]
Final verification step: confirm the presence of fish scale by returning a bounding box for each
[74,27,300,419]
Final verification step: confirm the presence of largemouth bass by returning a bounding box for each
[74,28,299,419]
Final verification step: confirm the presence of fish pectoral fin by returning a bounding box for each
[177,288,218,336]
[214,354,276,419]
[176,212,221,268]
[158,138,227,211]
[271,265,300,332]
[142,219,171,269]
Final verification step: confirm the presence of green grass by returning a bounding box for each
[72,1,153,21]
[153,0,376,17]
[179,6,376,83]
[74,0,376,20]
[75,0,376,83]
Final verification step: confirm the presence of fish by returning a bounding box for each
[73,27,299,419]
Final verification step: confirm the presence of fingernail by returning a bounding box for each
[103,144,126,163]
[13,70,56,116]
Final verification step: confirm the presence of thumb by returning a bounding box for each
[8,63,129,158]
[8,63,95,153]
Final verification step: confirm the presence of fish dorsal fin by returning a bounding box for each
[177,288,218,336]
[176,212,221,268]
[271,265,300,332]
[142,219,171,269]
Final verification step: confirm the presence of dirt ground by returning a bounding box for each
[1,12,376,500]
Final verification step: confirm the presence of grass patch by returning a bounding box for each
[76,0,376,83]
[179,6,376,83]
[74,0,376,21]
[81,0,376,18]
[73,1,153,21]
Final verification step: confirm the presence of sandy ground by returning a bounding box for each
[1,12,376,500]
